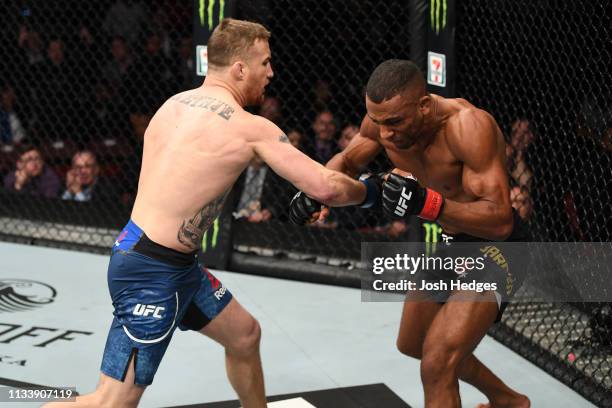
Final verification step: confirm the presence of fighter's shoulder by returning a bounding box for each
[446,106,496,143]
[237,113,284,141]
[359,115,381,141]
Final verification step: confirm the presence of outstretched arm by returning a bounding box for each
[250,117,368,207]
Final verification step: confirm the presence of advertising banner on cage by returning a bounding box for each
[426,0,456,96]
[193,0,239,77]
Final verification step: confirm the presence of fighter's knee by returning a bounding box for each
[420,343,461,384]
[396,337,422,359]
[227,316,261,356]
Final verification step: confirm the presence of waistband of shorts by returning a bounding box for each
[132,234,198,268]
[119,219,197,267]
[446,210,529,242]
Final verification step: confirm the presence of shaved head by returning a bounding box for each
[366,59,425,103]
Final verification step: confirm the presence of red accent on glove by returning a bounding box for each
[419,188,444,221]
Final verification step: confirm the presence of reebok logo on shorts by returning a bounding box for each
[133,304,165,318]
[214,285,227,300]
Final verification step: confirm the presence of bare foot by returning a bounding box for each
[476,394,530,408]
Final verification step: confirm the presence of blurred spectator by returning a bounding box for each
[129,112,152,146]
[304,110,339,163]
[102,36,133,95]
[577,94,612,150]
[69,24,104,86]
[149,5,174,58]
[18,26,44,65]
[562,107,612,241]
[154,0,192,35]
[287,129,304,150]
[121,109,152,204]
[3,145,60,198]
[234,156,272,222]
[36,38,74,140]
[81,81,130,141]
[259,96,284,127]
[510,185,533,221]
[338,123,359,151]
[47,38,67,69]
[62,150,120,203]
[506,119,534,191]
[234,156,291,222]
[126,31,175,112]
[102,0,146,46]
[176,36,195,91]
[0,83,26,145]
[312,79,333,112]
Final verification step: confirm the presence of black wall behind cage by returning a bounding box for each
[0,0,610,405]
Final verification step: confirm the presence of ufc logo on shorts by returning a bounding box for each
[394,187,412,217]
[133,304,165,318]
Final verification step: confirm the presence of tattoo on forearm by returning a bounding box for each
[170,94,235,120]
[279,133,290,143]
[177,192,228,250]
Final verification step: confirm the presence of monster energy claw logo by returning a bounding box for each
[199,0,226,30]
[423,222,443,256]
[202,217,220,252]
[430,0,447,35]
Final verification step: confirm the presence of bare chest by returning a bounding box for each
[383,141,465,199]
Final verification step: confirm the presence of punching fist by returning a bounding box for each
[289,191,323,225]
[382,170,444,221]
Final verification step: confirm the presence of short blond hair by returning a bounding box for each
[207,18,271,68]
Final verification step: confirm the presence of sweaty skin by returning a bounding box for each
[327,95,513,240]
[131,42,366,253]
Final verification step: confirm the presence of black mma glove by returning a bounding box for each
[289,191,323,225]
[289,174,383,225]
[382,173,444,221]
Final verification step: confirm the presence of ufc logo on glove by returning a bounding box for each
[394,188,413,217]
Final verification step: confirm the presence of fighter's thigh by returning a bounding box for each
[397,292,442,358]
[422,291,498,366]
[200,297,260,353]
[178,267,259,352]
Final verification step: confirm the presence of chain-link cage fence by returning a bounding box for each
[456,0,611,404]
[0,0,610,405]
[0,0,195,244]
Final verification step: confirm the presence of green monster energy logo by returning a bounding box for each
[201,217,221,252]
[423,222,443,256]
[430,0,447,35]
[199,0,226,30]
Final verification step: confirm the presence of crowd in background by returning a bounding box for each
[0,0,610,242]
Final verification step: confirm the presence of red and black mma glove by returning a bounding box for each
[288,175,384,225]
[382,173,444,221]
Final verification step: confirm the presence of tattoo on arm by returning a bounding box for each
[279,133,290,143]
[177,192,228,250]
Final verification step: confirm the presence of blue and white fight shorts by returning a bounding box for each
[100,220,232,385]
